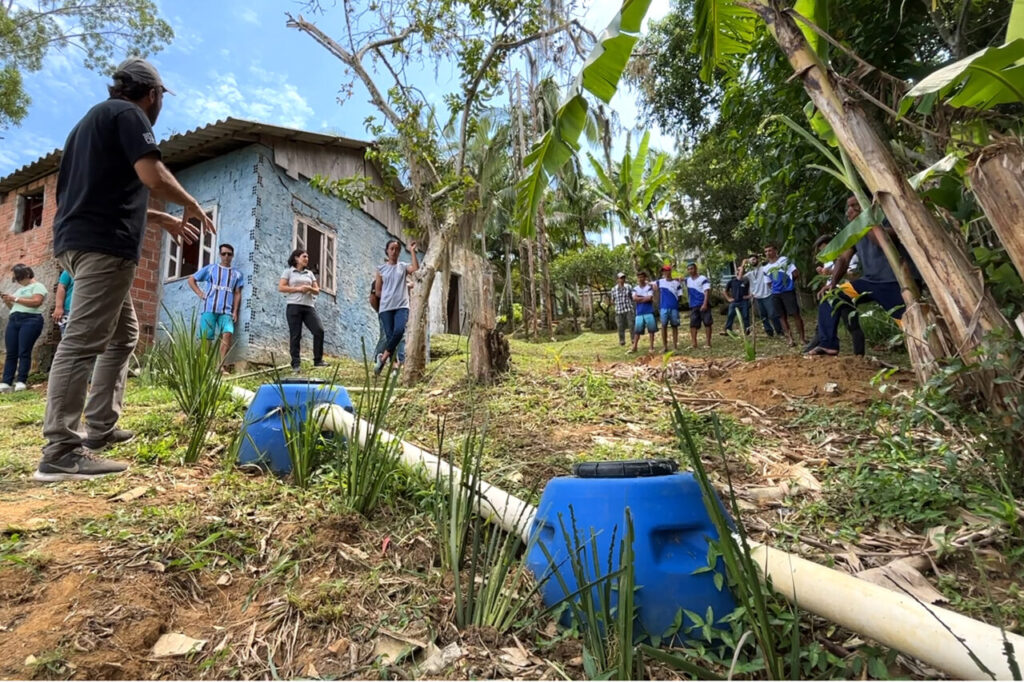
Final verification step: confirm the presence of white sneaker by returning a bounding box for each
[0,383,11,393]
[14,382,27,392]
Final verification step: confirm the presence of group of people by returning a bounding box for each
[1,57,424,484]
[610,200,907,358]
[610,262,714,353]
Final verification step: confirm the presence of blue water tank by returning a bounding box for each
[525,460,735,644]
[236,379,353,474]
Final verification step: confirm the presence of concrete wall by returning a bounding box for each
[156,146,258,363]
[245,146,403,364]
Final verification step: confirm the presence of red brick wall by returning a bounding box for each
[0,171,163,371]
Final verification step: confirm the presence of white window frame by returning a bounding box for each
[293,216,337,294]
[164,205,217,282]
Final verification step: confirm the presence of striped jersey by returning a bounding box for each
[656,278,683,310]
[765,256,797,294]
[193,264,243,315]
[685,275,711,308]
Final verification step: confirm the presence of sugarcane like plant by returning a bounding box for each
[150,312,228,463]
[430,420,543,633]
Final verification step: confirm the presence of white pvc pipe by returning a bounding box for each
[229,386,535,538]
[229,384,1022,679]
[749,542,1024,680]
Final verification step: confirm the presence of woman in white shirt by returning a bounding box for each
[278,249,327,371]
[1,264,48,392]
[374,239,418,374]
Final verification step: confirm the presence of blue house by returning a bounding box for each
[153,118,411,365]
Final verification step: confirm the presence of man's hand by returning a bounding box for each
[51,307,64,323]
[408,240,417,252]
[1,293,13,307]
[183,202,216,236]
[817,282,833,301]
[232,311,238,323]
[149,210,199,245]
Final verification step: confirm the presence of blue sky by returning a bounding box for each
[0,0,671,177]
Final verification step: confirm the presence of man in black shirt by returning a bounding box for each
[722,272,751,335]
[35,58,215,482]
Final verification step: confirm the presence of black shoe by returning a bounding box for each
[292,364,301,373]
[82,429,135,452]
[34,448,128,482]
[313,361,329,368]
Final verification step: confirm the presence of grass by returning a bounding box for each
[0,329,1021,679]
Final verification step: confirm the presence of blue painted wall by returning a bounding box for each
[159,143,403,364]
[158,146,258,362]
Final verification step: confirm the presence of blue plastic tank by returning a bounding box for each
[236,379,353,474]
[525,459,735,644]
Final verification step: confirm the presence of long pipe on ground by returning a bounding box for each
[229,386,535,537]
[230,386,1023,679]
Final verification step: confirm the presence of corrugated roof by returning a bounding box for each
[0,117,374,194]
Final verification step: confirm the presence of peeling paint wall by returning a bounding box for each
[157,147,258,363]
[246,147,399,363]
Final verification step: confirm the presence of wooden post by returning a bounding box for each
[968,140,1024,282]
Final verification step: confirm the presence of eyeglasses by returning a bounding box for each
[220,252,233,257]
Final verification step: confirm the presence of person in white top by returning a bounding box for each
[374,238,419,374]
[738,254,783,338]
[278,249,326,371]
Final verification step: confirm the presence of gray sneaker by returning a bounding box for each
[34,449,129,482]
[82,429,136,451]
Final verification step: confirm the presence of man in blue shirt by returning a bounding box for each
[189,243,243,364]
[685,262,713,349]
[763,243,806,347]
[809,196,905,356]
[655,264,683,352]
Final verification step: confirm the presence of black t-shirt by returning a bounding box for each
[52,99,161,262]
[726,277,749,301]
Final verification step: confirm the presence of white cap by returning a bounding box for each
[616,272,626,278]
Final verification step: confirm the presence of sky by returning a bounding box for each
[0,0,672,178]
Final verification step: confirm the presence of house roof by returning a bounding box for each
[0,117,374,195]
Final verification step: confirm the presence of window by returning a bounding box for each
[165,206,216,281]
[16,191,44,233]
[294,217,336,294]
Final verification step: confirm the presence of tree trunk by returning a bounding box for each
[537,212,554,338]
[467,257,509,383]
[968,139,1024,281]
[758,0,1015,407]
[525,239,538,340]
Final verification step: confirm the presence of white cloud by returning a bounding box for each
[239,7,260,25]
[0,131,60,174]
[168,15,204,54]
[179,69,315,130]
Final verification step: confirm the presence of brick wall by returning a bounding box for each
[0,171,162,372]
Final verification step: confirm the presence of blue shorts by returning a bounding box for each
[634,313,658,334]
[659,308,680,327]
[200,312,234,339]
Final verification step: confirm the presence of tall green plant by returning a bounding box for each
[150,313,228,463]
[332,358,403,515]
[537,507,641,680]
[667,392,799,679]
[430,422,543,632]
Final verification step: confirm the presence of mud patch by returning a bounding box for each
[701,355,910,409]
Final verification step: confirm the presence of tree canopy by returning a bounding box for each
[0,0,173,129]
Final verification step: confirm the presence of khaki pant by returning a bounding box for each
[42,251,138,459]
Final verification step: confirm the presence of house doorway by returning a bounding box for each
[446,273,461,335]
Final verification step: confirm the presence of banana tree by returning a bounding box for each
[587,130,673,261]
[518,0,1017,409]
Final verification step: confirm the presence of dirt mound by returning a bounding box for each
[701,355,910,409]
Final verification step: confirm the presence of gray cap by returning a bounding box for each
[617,272,626,279]
[114,57,173,95]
